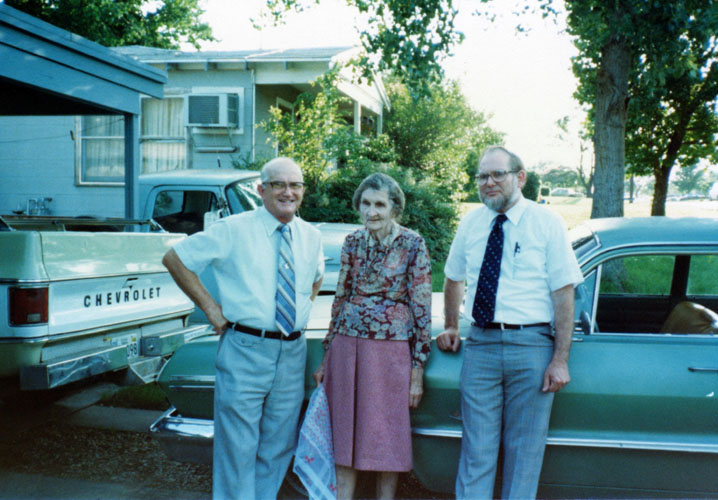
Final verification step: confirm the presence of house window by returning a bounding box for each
[141,97,186,173]
[76,97,186,185]
[77,115,125,185]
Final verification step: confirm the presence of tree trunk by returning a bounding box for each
[652,164,670,216]
[591,40,631,219]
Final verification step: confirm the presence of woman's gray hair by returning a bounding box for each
[479,145,525,172]
[352,172,405,219]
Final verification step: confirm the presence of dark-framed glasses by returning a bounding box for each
[475,170,517,185]
[263,181,305,192]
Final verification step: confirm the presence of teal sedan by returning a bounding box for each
[152,217,718,498]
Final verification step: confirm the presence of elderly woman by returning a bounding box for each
[313,172,432,499]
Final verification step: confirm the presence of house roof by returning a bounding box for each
[113,45,389,114]
[112,45,356,64]
[0,3,166,115]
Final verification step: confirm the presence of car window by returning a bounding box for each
[594,255,674,334]
[152,190,218,235]
[599,255,673,294]
[226,178,262,213]
[687,254,718,295]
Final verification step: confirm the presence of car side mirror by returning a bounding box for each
[203,210,222,230]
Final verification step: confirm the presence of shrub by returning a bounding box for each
[301,162,459,263]
[522,171,541,201]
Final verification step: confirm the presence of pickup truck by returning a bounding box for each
[0,216,209,391]
[138,169,358,322]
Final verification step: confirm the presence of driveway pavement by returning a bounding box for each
[0,382,211,500]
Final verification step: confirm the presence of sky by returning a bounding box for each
[188,0,586,170]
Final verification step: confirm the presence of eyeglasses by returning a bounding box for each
[263,181,305,192]
[475,170,517,185]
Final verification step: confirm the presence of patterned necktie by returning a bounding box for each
[275,224,296,336]
[472,214,508,327]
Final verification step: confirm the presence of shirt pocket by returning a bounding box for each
[510,241,547,281]
[294,253,317,295]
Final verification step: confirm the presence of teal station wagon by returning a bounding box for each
[152,217,718,498]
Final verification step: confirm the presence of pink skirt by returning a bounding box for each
[323,334,412,472]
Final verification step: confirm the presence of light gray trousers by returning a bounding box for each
[456,325,555,499]
[213,330,306,500]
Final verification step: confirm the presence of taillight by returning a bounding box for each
[9,286,48,326]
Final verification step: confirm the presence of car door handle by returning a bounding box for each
[688,367,718,373]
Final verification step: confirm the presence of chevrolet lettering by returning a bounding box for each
[83,287,161,308]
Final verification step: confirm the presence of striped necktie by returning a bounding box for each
[276,224,296,336]
[472,214,508,327]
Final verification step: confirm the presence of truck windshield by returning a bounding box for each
[226,178,263,214]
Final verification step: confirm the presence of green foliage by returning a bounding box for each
[384,78,504,200]
[304,162,459,262]
[522,171,540,201]
[99,383,169,410]
[260,0,463,98]
[542,167,579,188]
[540,186,550,197]
[6,0,214,49]
[673,163,706,195]
[260,70,463,261]
[260,69,348,188]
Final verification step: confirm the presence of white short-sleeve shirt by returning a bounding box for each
[444,196,583,324]
[173,207,324,331]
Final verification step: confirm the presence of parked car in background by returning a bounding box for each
[151,217,718,498]
[550,187,583,197]
[139,169,359,322]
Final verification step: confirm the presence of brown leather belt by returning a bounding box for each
[231,323,301,341]
[475,322,551,331]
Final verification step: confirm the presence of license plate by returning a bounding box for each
[112,334,140,360]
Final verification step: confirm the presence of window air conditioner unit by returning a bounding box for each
[187,93,239,128]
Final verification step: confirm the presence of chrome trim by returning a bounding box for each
[411,427,718,454]
[0,336,49,344]
[150,408,214,439]
[547,437,718,454]
[412,427,462,439]
[688,367,718,373]
[168,374,216,391]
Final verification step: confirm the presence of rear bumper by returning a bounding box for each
[16,324,211,390]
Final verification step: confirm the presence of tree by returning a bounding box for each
[673,163,706,195]
[384,78,504,200]
[6,0,214,49]
[542,167,578,188]
[262,0,463,97]
[565,0,718,218]
[522,171,541,201]
[623,11,718,214]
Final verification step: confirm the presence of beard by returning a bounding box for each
[480,187,520,212]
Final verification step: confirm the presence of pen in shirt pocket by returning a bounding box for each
[514,242,521,257]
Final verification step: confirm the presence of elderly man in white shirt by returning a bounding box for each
[163,157,324,500]
[438,146,583,499]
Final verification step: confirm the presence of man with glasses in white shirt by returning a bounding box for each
[437,146,582,499]
[163,157,324,500]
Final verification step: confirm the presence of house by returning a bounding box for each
[0,41,388,218]
[0,3,166,218]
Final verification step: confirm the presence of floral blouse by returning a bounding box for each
[323,223,432,368]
